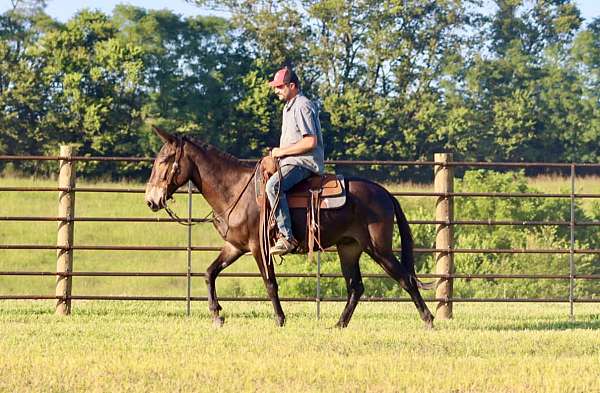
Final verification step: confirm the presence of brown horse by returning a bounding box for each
[144,127,434,328]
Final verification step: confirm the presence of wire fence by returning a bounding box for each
[1,153,600,318]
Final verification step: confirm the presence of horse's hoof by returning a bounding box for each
[424,320,434,330]
[212,316,225,327]
[275,316,285,327]
[331,322,346,329]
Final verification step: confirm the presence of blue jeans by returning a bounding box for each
[265,165,312,241]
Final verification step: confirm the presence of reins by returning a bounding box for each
[209,160,261,236]
[164,204,214,226]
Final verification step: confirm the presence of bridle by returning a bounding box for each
[164,135,185,192]
[146,135,191,225]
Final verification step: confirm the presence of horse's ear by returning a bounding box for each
[152,125,176,144]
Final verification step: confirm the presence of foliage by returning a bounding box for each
[1,1,600,180]
[451,170,600,298]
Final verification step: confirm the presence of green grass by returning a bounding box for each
[0,301,599,393]
[529,174,600,214]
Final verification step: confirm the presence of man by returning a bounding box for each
[266,66,325,255]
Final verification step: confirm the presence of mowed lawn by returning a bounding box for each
[0,301,599,393]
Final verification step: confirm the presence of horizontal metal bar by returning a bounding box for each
[2,271,600,280]
[392,191,577,198]
[0,155,153,162]
[0,244,223,251]
[0,186,196,194]
[5,185,600,202]
[410,219,573,226]
[0,216,212,223]
[0,156,436,166]
[5,155,600,169]
[0,271,191,277]
[3,295,600,303]
[324,160,437,166]
[5,244,600,254]
[7,216,600,228]
[5,185,600,200]
[445,161,600,169]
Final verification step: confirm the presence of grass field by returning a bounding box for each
[0,301,599,393]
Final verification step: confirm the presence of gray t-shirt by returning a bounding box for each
[279,94,324,174]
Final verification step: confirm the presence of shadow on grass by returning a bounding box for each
[477,318,600,331]
[443,311,600,331]
[3,300,598,332]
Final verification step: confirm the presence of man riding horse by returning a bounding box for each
[144,68,434,328]
[267,66,325,255]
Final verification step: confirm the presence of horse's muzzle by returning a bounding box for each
[145,183,166,212]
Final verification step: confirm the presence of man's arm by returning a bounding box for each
[271,135,317,158]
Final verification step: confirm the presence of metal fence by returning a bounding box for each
[1,151,600,319]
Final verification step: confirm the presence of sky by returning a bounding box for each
[0,0,598,23]
[0,0,227,19]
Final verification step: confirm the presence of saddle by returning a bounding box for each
[287,174,346,209]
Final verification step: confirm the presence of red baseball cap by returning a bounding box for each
[269,67,294,87]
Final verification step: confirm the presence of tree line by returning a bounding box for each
[1,0,599,179]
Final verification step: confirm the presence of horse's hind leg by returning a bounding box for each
[367,248,434,329]
[205,242,244,327]
[335,240,365,328]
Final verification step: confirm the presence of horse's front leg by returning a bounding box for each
[251,247,286,326]
[205,242,244,327]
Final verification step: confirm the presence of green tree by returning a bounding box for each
[112,5,275,158]
[443,0,585,163]
[570,18,600,163]
[25,10,146,176]
[0,1,56,173]
[191,0,480,180]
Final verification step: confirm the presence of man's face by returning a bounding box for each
[274,83,295,102]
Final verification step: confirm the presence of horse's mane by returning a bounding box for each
[183,135,254,169]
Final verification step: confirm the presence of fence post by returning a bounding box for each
[187,181,193,317]
[56,145,76,315]
[434,153,454,319]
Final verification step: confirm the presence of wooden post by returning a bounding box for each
[56,145,76,315]
[434,153,454,319]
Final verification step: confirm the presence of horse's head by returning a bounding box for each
[145,126,194,212]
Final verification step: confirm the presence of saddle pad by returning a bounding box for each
[288,174,346,209]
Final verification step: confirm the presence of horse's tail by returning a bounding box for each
[390,194,436,290]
